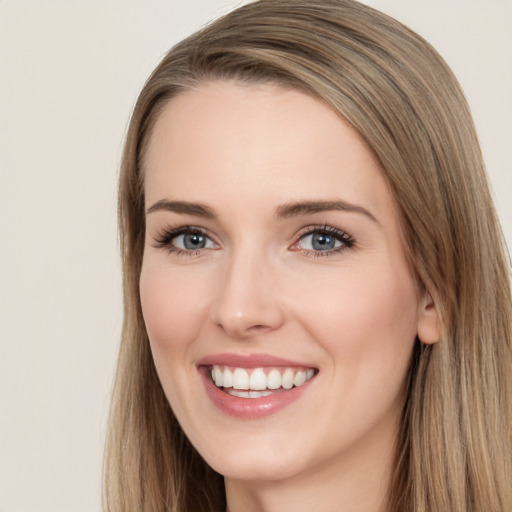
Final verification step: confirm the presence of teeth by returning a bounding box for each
[282,368,294,389]
[267,369,281,389]
[210,365,316,392]
[223,368,233,388]
[293,370,306,387]
[212,366,223,387]
[232,368,249,390]
[249,368,267,390]
[227,389,275,398]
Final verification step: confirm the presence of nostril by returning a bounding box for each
[215,322,273,338]
[245,324,276,335]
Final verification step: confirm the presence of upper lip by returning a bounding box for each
[197,352,317,369]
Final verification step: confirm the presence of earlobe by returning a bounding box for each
[417,293,441,344]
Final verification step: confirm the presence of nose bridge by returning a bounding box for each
[211,243,284,338]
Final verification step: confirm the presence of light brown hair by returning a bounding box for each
[104,1,512,510]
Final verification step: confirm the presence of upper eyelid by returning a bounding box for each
[297,224,348,234]
[152,225,217,247]
[155,225,214,237]
[295,221,354,242]
[295,224,354,240]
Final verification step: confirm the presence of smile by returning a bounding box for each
[210,365,316,398]
[198,353,319,418]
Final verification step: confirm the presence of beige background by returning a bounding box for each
[0,1,510,511]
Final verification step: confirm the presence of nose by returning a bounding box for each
[210,248,285,339]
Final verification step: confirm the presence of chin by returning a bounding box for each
[199,434,306,482]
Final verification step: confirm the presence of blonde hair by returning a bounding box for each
[103,1,512,510]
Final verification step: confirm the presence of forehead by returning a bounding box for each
[143,81,394,223]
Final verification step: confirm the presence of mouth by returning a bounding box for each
[197,355,318,419]
[209,365,316,398]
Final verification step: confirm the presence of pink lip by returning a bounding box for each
[198,352,312,368]
[197,353,317,419]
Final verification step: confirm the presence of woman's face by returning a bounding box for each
[140,81,433,483]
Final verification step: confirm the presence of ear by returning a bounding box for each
[417,292,441,344]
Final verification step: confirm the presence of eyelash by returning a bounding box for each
[294,224,355,258]
[152,224,355,258]
[152,225,215,256]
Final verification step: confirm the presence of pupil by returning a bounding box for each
[312,233,335,251]
[184,233,206,249]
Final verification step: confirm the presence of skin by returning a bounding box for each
[140,81,440,512]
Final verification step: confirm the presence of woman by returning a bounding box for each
[103,1,512,510]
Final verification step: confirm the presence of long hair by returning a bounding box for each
[103,1,512,510]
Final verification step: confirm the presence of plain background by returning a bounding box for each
[0,1,510,511]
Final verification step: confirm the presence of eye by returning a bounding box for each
[290,225,354,256]
[153,226,218,255]
[300,232,341,251]
[173,232,216,250]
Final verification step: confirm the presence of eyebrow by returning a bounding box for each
[146,199,216,218]
[146,198,379,224]
[275,200,379,224]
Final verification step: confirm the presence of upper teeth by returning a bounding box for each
[210,365,315,391]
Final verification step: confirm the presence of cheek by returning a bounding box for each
[288,263,419,449]
[296,262,419,376]
[139,260,210,356]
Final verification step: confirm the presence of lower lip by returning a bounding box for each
[199,367,315,419]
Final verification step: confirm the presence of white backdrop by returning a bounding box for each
[0,1,510,511]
